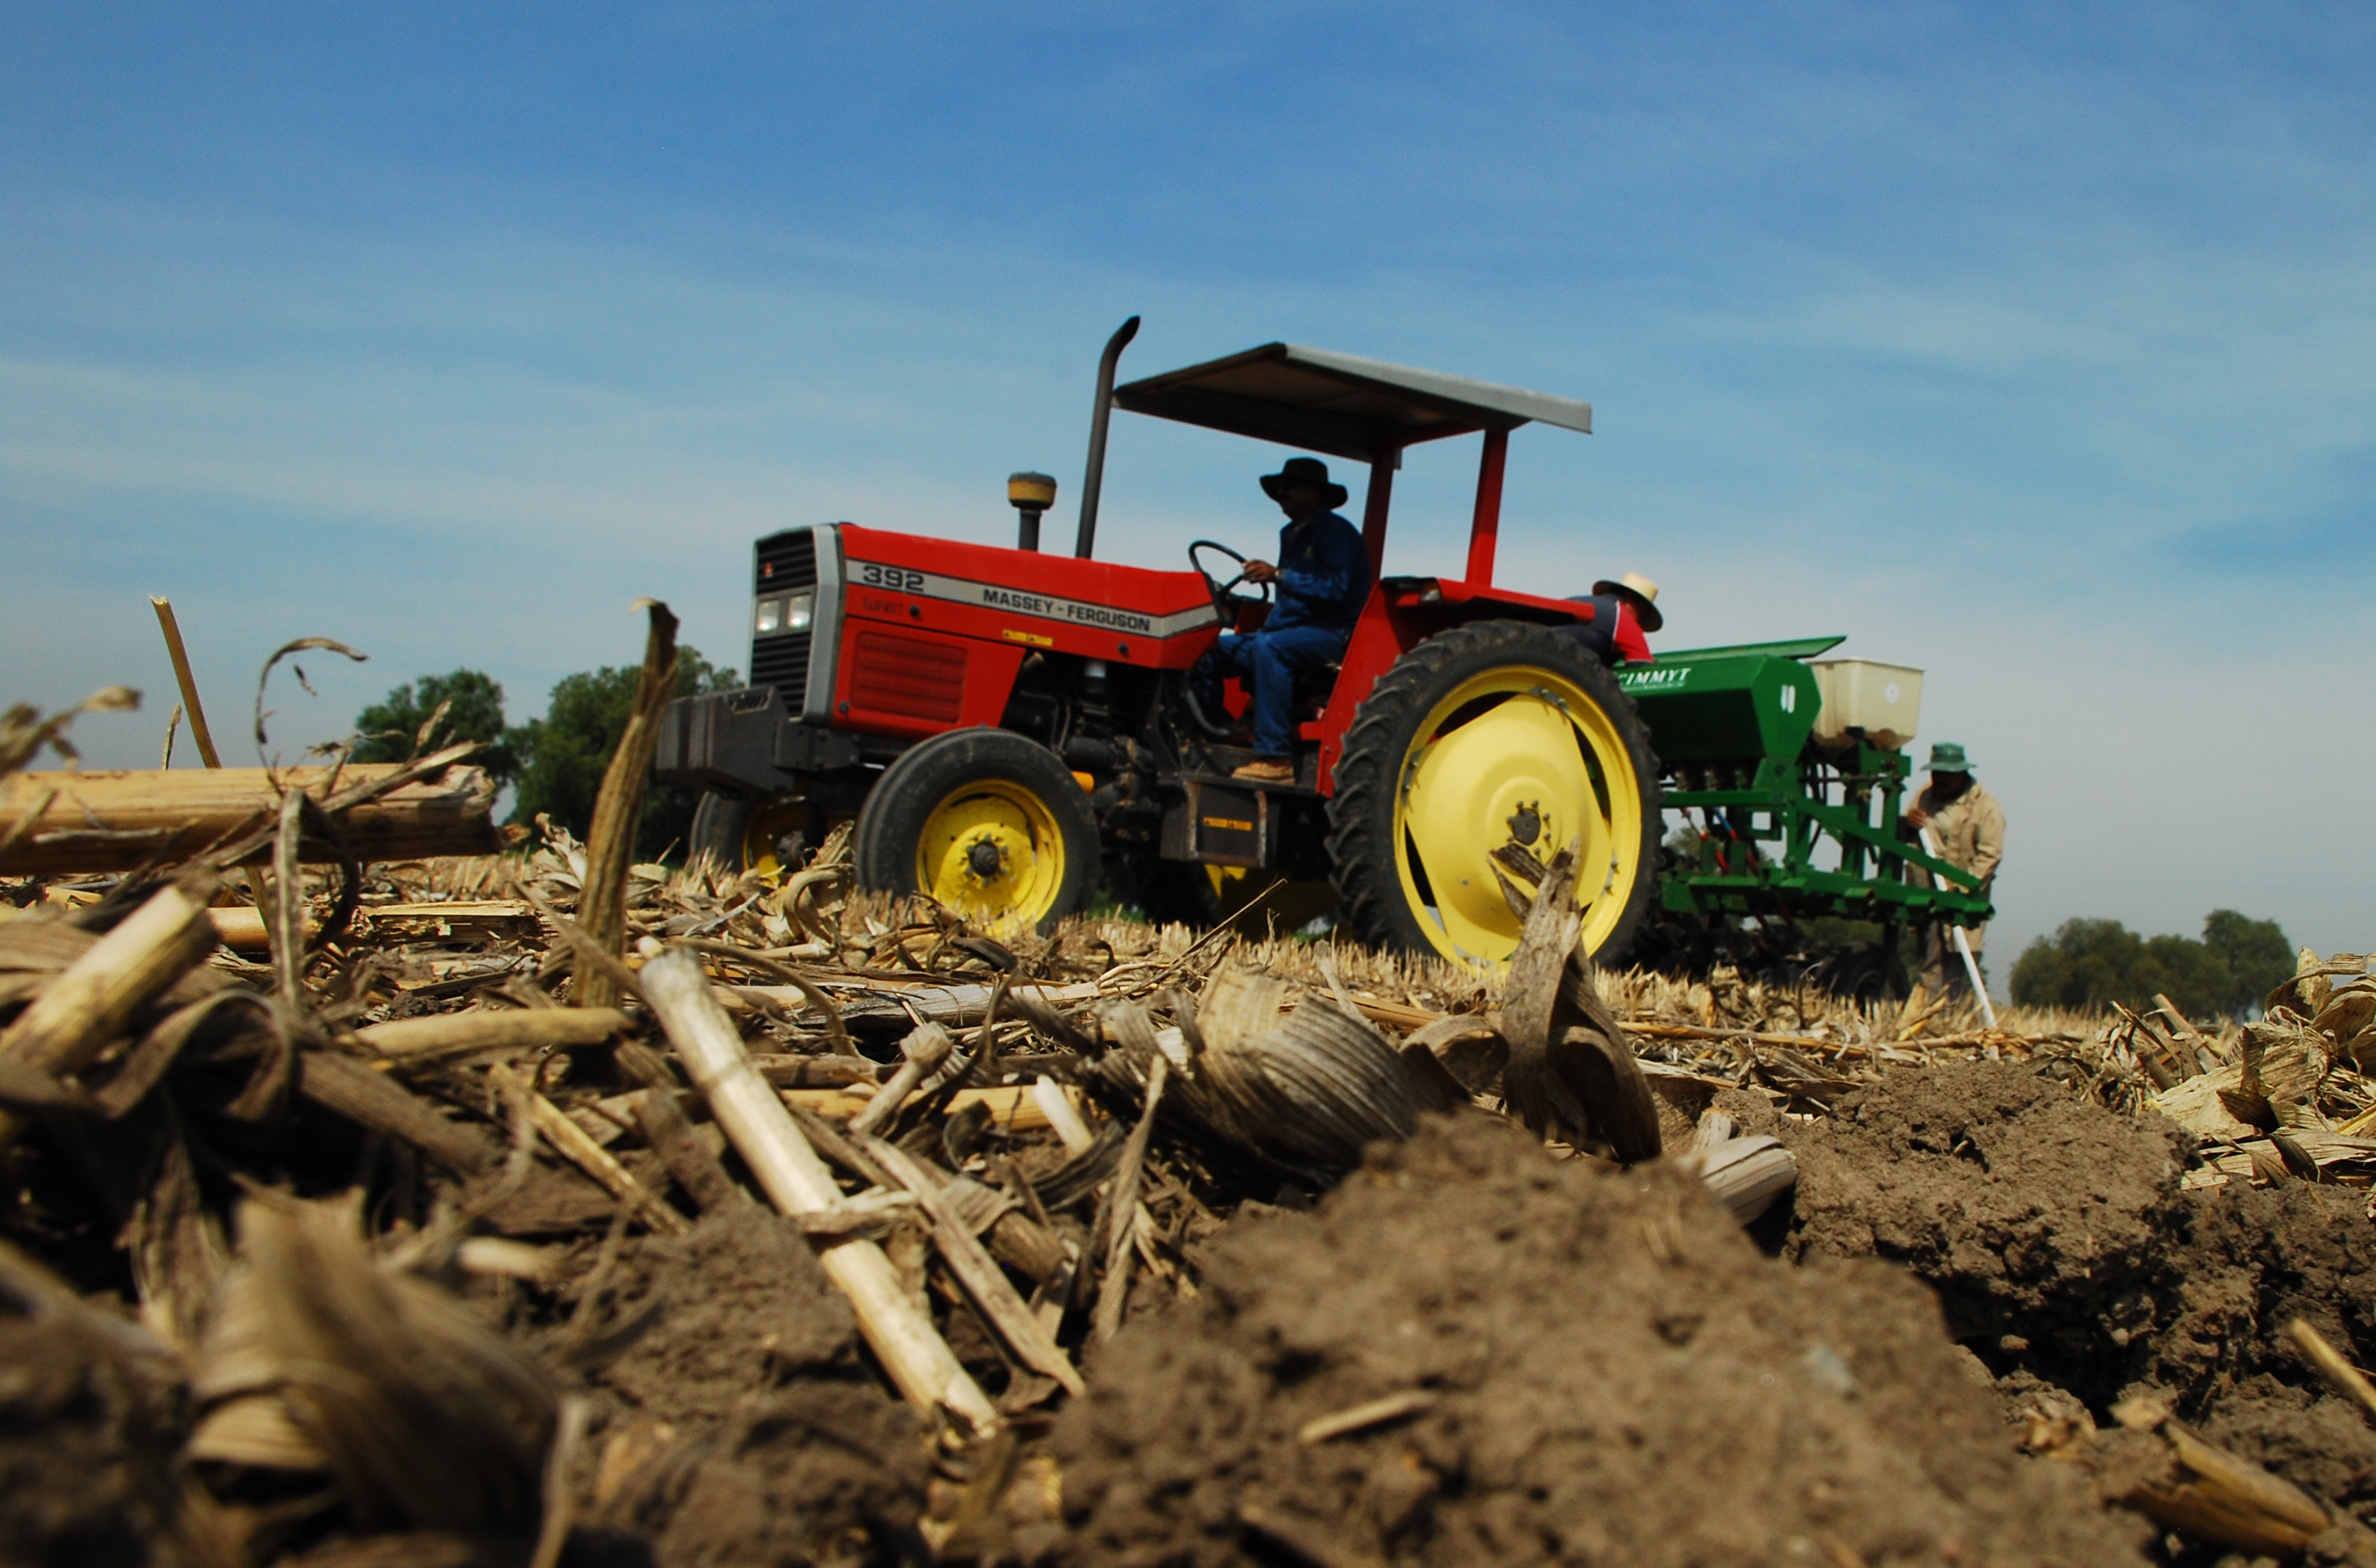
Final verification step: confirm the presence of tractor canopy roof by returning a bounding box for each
[1113,342,1593,466]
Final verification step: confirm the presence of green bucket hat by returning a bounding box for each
[1928,742,1972,773]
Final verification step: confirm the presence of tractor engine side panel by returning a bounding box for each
[830,618,1028,741]
[835,524,1221,672]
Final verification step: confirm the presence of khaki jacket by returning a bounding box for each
[1909,781,2003,937]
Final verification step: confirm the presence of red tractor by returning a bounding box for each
[655,320,1662,964]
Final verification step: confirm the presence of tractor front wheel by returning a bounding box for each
[688,791,814,878]
[855,728,1100,932]
[1325,620,1662,966]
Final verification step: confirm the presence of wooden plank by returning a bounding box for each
[0,765,500,874]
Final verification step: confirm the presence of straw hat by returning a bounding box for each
[1592,572,1662,633]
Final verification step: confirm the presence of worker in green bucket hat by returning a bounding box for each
[1905,742,2003,999]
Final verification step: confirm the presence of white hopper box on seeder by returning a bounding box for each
[1809,660,1923,752]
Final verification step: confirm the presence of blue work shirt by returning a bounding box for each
[1264,510,1371,635]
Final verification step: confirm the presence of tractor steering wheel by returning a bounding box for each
[1189,539,1273,622]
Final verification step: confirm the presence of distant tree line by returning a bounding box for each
[2009,910,2295,1020]
[352,657,738,860]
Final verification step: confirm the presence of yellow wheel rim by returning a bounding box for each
[916,779,1068,924]
[742,797,812,880]
[1394,666,1645,964]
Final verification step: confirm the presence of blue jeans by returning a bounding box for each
[1189,625,1348,758]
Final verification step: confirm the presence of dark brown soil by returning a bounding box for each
[1767,1062,2192,1401]
[1769,1060,2376,1540]
[1045,1112,2150,1568]
[572,1205,932,1568]
[0,1310,181,1568]
[2147,1179,2376,1413]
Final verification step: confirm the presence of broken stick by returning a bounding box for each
[2105,1397,2331,1556]
[847,1022,956,1139]
[0,878,220,1154]
[487,1064,688,1237]
[636,946,999,1433]
[867,1138,1085,1396]
[356,1009,633,1062]
[631,1088,746,1215]
[1092,1054,1169,1345]
[573,602,677,1012]
[2286,1317,2376,1428]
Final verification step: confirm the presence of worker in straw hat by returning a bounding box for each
[1555,572,1661,664]
[1905,742,2004,998]
[1185,456,1373,784]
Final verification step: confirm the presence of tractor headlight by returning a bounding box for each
[754,595,783,635]
[784,591,814,632]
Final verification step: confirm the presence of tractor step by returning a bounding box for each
[1160,767,1319,870]
[1181,744,1323,796]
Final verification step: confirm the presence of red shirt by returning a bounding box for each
[1560,592,1654,663]
[1612,604,1653,664]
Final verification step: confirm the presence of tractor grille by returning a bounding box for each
[751,633,810,699]
[852,631,967,722]
[751,528,819,702]
[755,530,818,595]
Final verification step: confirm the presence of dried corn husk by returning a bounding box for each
[187,1195,556,1533]
[1196,993,1463,1177]
[2242,1018,2331,1134]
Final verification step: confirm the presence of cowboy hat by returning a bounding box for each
[1259,456,1349,509]
[1592,571,1663,633]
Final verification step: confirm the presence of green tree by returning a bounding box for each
[2011,918,2145,1012]
[509,648,738,858]
[2203,909,2295,1016]
[353,669,519,784]
[2139,932,2233,1019]
[2010,909,2293,1019]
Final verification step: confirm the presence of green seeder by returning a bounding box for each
[1619,636,1992,938]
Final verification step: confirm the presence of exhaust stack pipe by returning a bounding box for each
[1074,316,1139,559]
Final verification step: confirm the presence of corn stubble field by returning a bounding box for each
[7,679,2376,1568]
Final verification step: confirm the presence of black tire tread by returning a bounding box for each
[688,792,754,872]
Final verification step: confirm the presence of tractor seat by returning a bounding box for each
[1294,661,1342,722]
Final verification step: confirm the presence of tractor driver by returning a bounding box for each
[1186,456,1372,785]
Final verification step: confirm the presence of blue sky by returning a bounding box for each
[7,2,2373,974]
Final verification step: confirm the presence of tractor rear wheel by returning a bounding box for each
[1325,620,1662,966]
[855,728,1100,932]
[688,791,814,878]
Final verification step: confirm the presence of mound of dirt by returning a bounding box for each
[2148,1178,2376,1409]
[1047,1114,2149,1568]
[1769,1061,2376,1532]
[2143,1178,2376,1523]
[575,1206,931,1568]
[1769,1062,2190,1401]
